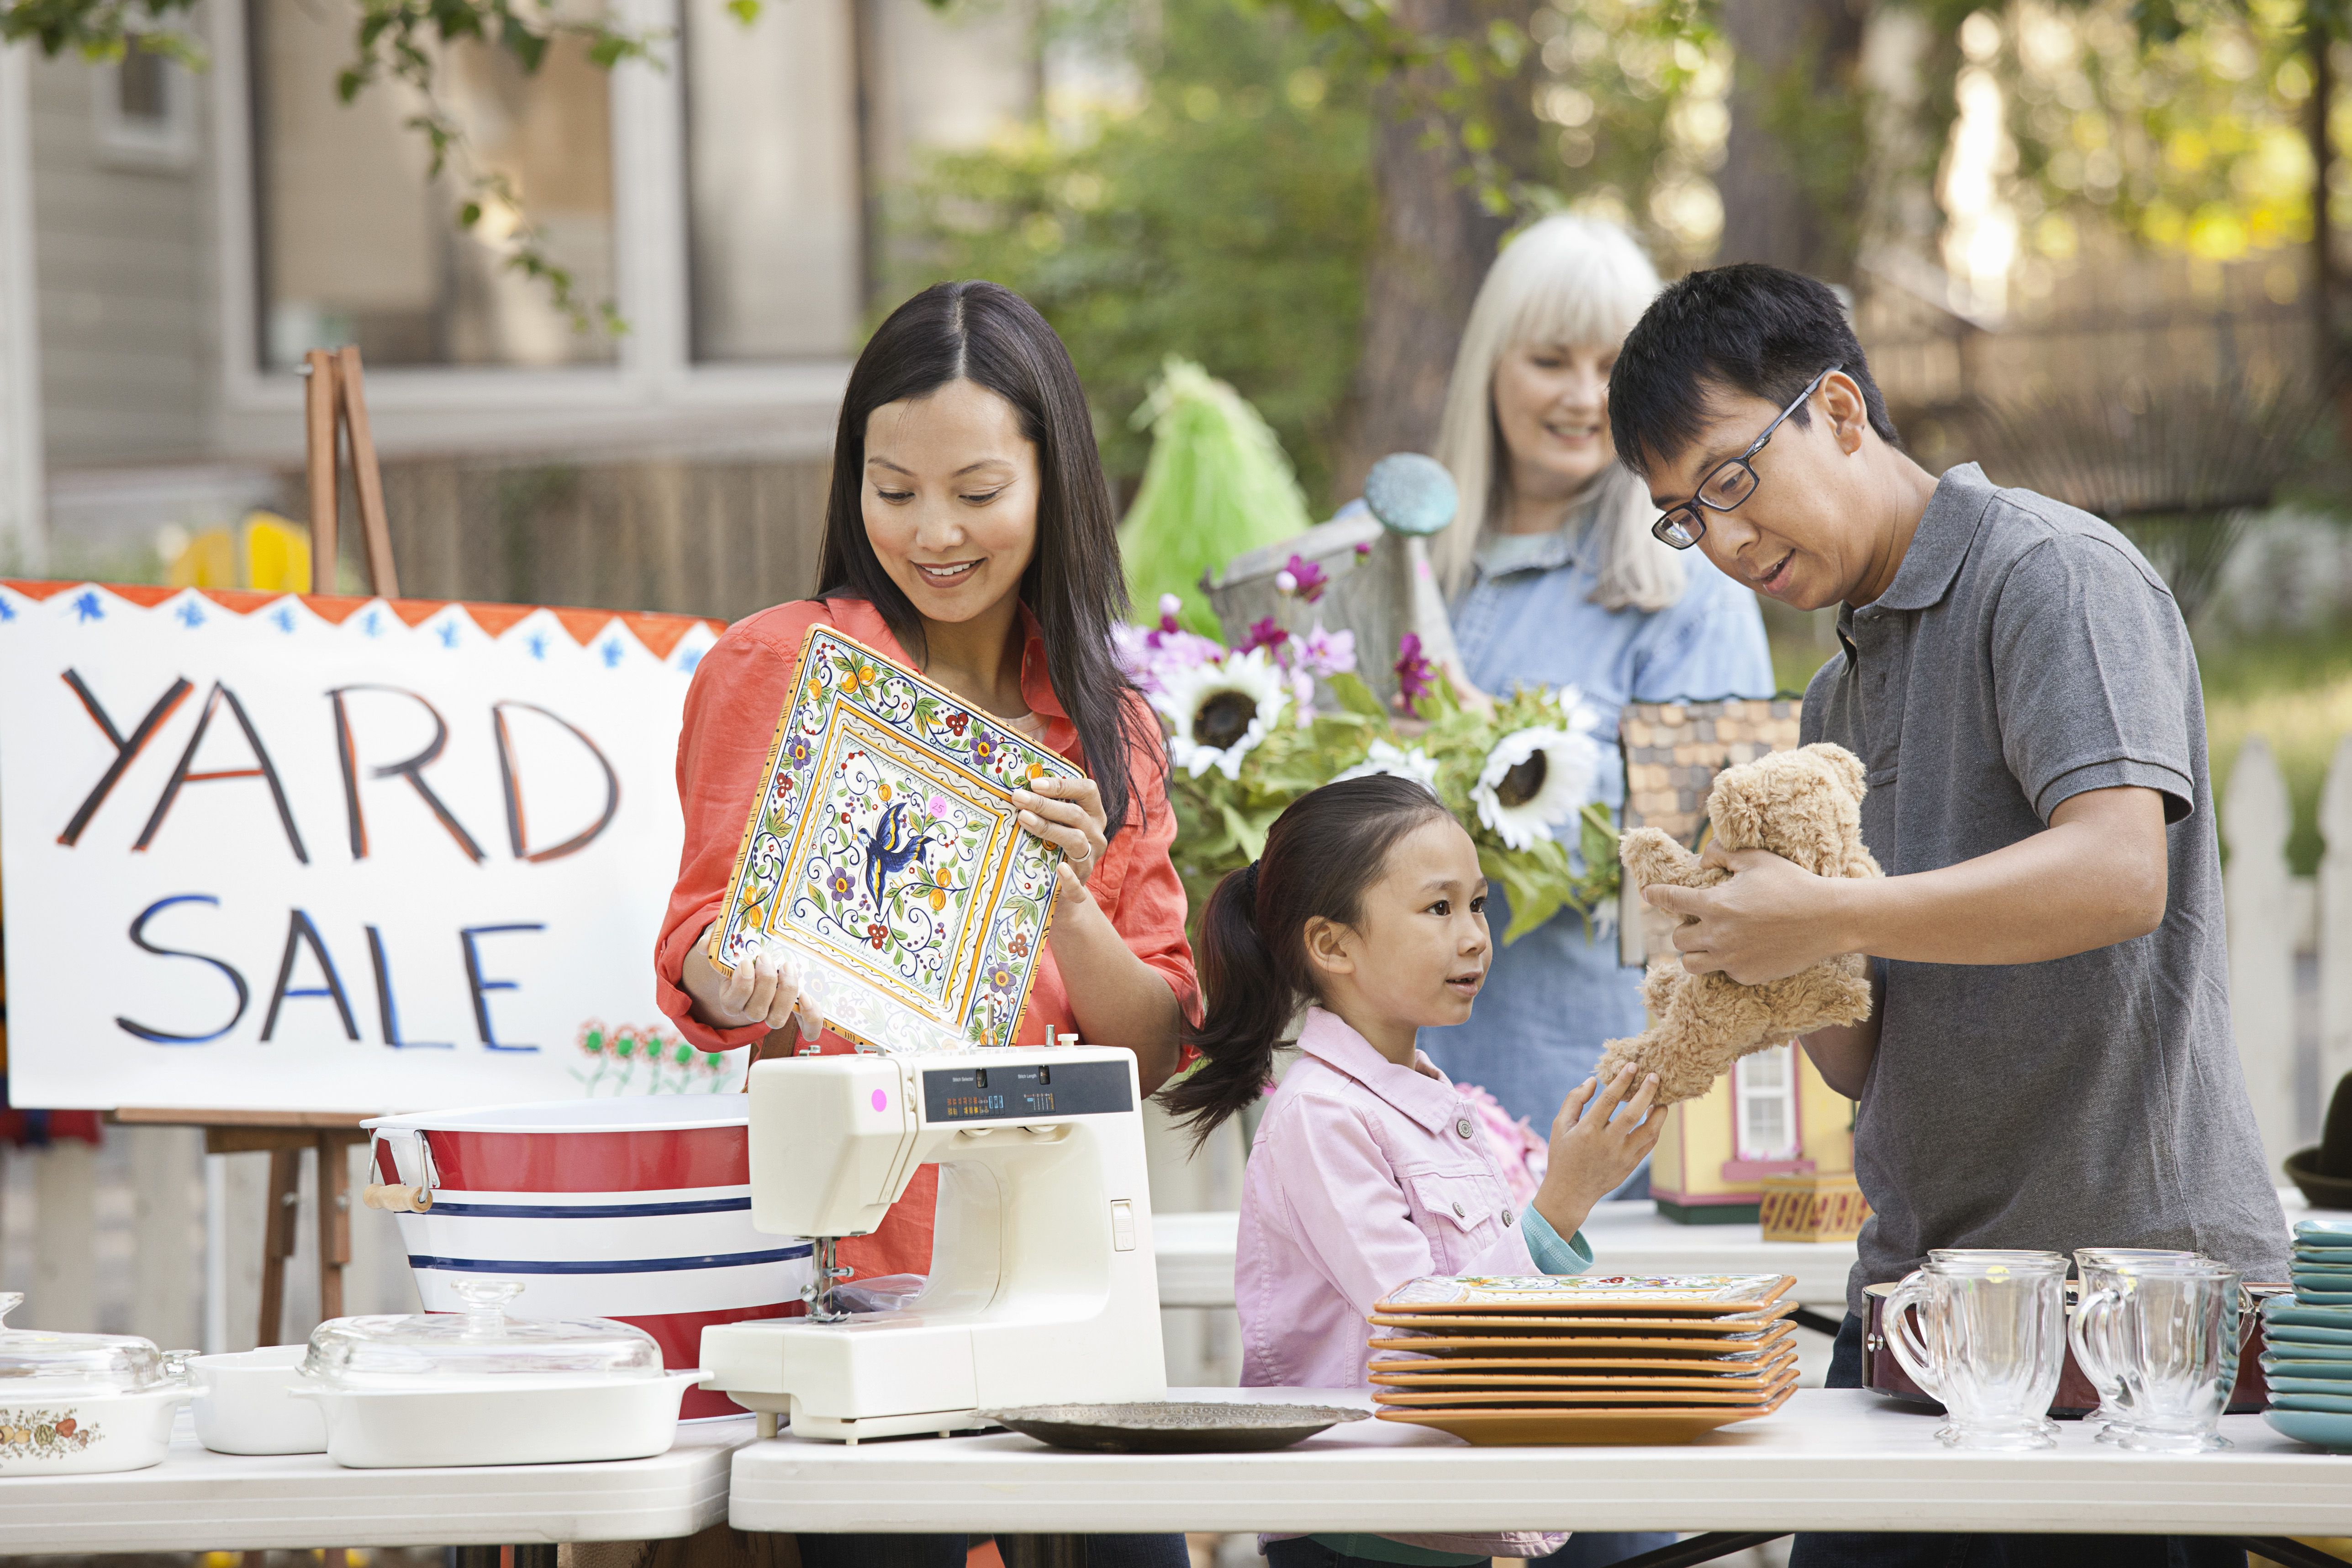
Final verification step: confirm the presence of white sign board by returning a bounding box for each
[0,581,727,1112]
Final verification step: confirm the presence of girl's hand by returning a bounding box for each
[1013,774,1108,901]
[711,937,827,1042]
[1530,1063,1665,1241]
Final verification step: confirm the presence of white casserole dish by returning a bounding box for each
[191,1344,327,1455]
[0,1292,192,1476]
[290,1371,707,1468]
[296,1279,704,1468]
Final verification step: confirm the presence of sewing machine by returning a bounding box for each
[698,1043,1168,1442]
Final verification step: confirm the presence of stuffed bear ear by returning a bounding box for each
[1807,743,1867,799]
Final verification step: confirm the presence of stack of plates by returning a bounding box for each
[1366,1273,1801,1445]
[2262,1220,2352,1452]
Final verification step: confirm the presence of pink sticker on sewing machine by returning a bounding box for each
[871,1089,888,1112]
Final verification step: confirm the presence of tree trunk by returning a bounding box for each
[1715,0,1870,281]
[1334,0,1535,496]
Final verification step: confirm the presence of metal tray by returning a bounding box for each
[981,1400,1369,1453]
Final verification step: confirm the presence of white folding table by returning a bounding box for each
[731,1387,2352,1539]
[0,1413,752,1552]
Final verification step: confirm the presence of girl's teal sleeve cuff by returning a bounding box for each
[1523,1205,1594,1275]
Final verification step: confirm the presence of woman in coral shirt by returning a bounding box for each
[654,279,1197,1295]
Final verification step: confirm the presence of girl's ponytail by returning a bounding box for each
[1157,774,1452,1151]
[1159,861,1284,1149]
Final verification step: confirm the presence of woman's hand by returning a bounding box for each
[1013,774,1108,900]
[682,928,826,1042]
[1529,1063,1664,1241]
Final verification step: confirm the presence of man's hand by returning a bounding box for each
[1642,843,1844,984]
[1641,786,2169,980]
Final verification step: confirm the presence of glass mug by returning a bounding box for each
[1884,1250,2068,1450]
[2070,1257,2241,1453]
[2070,1249,2207,1436]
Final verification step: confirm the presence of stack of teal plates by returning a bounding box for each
[2262,1220,2352,1450]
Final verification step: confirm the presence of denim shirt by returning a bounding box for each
[1413,516,1775,1128]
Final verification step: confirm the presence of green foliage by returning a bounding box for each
[886,0,1376,506]
[0,0,202,63]
[1119,359,1314,636]
[1994,0,2321,270]
[1151,646,1619,943]
[1519,0,1732,270]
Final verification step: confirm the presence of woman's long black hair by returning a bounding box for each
[817,280,1152,839]
[1158,775,1454,1149]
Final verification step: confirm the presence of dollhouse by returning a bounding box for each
[1616,696,1865,1234]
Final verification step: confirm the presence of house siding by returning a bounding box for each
[28,47,212,467]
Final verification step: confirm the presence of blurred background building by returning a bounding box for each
[0,0,1039,615]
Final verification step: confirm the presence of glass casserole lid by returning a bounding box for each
[0,1292,172,1393]
[304,1280,664,1389]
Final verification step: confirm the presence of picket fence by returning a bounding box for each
[0,737,2336,1353]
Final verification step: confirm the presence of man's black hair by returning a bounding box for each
[1608,263,1903,479]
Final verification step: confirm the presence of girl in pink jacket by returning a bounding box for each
[1160,774,1664,1567]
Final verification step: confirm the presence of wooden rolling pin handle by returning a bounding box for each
[361,1184,432,1213]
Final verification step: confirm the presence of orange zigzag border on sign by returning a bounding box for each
[1,581,724,661]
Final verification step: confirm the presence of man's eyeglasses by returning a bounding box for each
[1651,364,1841,550]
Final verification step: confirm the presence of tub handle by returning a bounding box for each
[367,1129,438,1211]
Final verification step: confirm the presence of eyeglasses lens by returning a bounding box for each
[1655,510,1701,548]
[1702,462,1756,508]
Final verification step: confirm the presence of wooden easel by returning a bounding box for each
[106,348,403,1346]
[303,345,400,598]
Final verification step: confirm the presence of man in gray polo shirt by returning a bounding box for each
[1608,265,2285,1568]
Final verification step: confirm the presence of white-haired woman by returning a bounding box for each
[1408,209,1772,1568]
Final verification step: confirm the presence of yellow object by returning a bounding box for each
[242,512,311,591]
[1758,1169,1871,1244]
[163,512,311,592]
[167,527,237,589]
[1651,1044,1855,1225]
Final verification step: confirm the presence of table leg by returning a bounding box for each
[995,1536,1086,1568]
[1603,1533,1790,1568]
[258,1147,301,1346]
[317,1131,352,1321]
[2235,1540,2352,1568]
[446,1548,558,1568]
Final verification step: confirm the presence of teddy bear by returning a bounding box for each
[1596,742,1883,1105]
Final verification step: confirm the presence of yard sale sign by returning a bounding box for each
[0,580,728,1113]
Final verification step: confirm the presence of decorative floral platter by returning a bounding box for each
[707,627,1083,1053]
[1375,1274,1795,1315]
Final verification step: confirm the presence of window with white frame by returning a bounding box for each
[246,0,619,369]
[681,0,865,361]
[94,43,197,171]
[225,0,1035,397]
[1732,1043,1800,1163]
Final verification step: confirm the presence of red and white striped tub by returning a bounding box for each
[365,1096,810,1419]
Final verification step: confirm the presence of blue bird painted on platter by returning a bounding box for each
[862,800,935,908]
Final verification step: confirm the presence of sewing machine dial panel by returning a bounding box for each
[920,1059,1134,1124]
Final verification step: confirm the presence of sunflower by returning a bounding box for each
[1151,648,1290,780]
[1471,726,1600,851]
[1333,740,1440,792]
